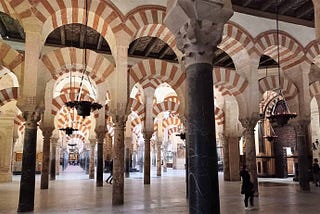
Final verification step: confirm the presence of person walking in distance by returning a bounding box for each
[240,165,255,210]
[105,160,113,184]
[312,158,320,187]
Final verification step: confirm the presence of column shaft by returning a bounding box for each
[156,142,161,176]
[50,140,57,180]
[89,141,95,179]
[96,141,103,186]
[112,119,125,205]
[18,112,40,212]
[187,63,220,213]
[228,137,240,181]
[40,128,53,189]
[144,133,151,184]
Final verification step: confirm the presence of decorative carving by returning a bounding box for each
[23,111,41,128]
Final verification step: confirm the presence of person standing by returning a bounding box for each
[105,160,113,184]
[240,165,255,210]
[312,158,320,187]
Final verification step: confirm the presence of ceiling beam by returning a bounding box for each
[261,1,274,11]
[96,35,103,50]
[296,2,314,18]
[79,25,85,48]
[159,46,171,59]
[213,53,230,65]
[145,37,158,57]
[243,0,254,7]
[278,0,304,15]
[60,25,66,45]
[232,5,314,27]
[129,39,140,55]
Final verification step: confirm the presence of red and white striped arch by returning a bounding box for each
[153,100,180,118]
[259,75,298,101]
[221,22,256,57]
[255,31,305,71]
[0,0,32,21]
[305,40,320,67]
[215,106,225,126]
[0,1,15,16]
[41,47,115,83]
[0,87,18,107]
[167,126,179,136]
[36,0,122,52]
[213,68,248,96]
[131,99,145,122]
[310,81,320,97]
[65,133,86,143]
[0,42,24,83]
[14,114,25,133]
[129,59,185,90]
[51,87,93,115]
[259,90,279,116]
[162,117,181,130]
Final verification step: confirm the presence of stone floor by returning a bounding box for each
[1,166,320,213]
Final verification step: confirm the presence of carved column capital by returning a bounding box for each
[240,116,259,135]
[23,110,42,129]
[165,0,233,68]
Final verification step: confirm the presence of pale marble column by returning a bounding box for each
[294,120,311,191]
[40,127,53,189]
[165,1,232,213]
[162,141,168,173]
[89,139,96,179]
[240,117,259,194]
[228,136,241,181]
[219,133,230,181]
[0,111,15,182]
[112,116,125,205]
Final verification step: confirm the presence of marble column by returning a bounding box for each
[105,134,113,161]
[294,120,311,191]
[165,1,232,213]
[50,138,58,180]
[228,136,241,181]
[40,127,53,189]
[240,117,259,193]
[162,141,168,173]
[125,137,131,178]
[89,139,96,179]
[219,133,230,181]
[0,111,15,182]
[18,110,41,212]
[96,131,106,187]
[156,141,162,176]
[56,144,60,175]
[144,132,152,185]
[112,116,125,205]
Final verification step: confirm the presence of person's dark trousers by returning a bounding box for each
[244,191,254,207]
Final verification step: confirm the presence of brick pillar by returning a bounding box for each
[40,127,53,189]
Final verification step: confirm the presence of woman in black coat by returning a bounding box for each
[240,165,254,210]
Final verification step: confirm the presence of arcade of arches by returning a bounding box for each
[0,0,320,213]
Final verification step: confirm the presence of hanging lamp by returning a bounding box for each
[266,0,296,126]
[65,0,102,118]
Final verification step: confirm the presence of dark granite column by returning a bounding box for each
[144,132,152,185]
[40,127,53,189]
[17,111,41,212]
[96,131,106,187]
[156,140,162,176]
[112,116,125,205]
[240,117,259,194]
[50,138,58,180]
[294,120,311,191]
[165,1,232,213]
